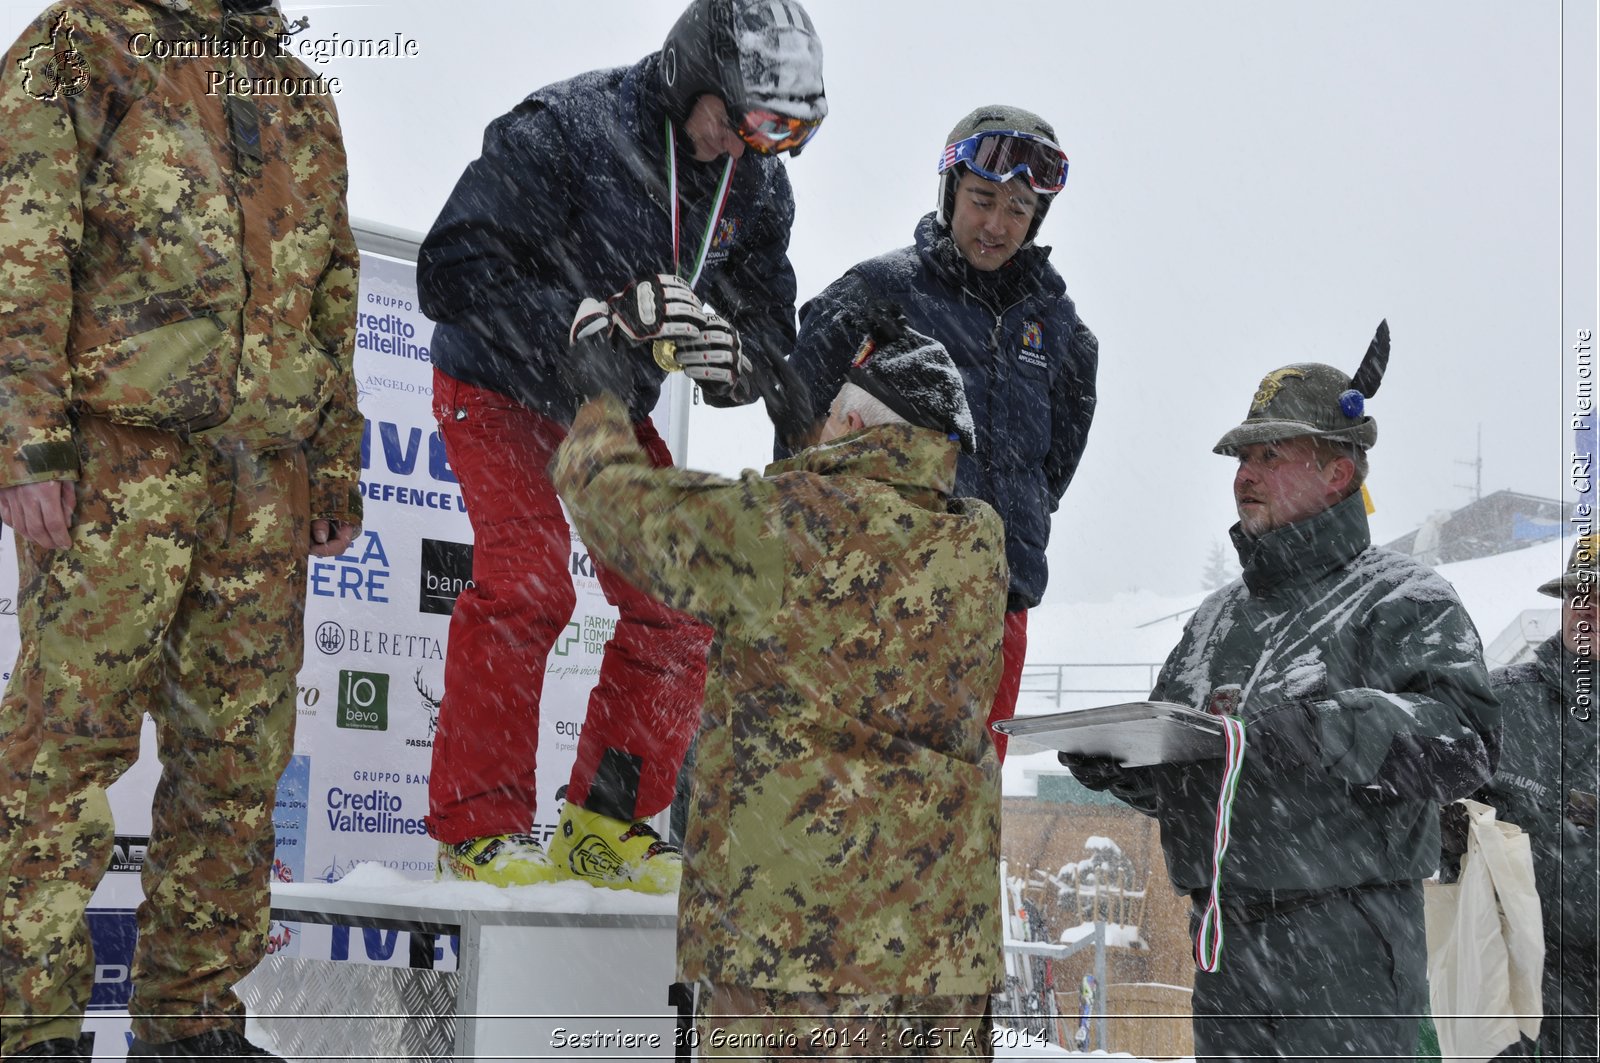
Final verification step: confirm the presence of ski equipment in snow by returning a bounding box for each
[1075,973,1098,1050]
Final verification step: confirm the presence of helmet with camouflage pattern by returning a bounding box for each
[1213,320,1390,456]
[1538,533,1600,598]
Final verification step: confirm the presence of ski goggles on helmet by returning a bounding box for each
[938,130,1068,193]
[735,107,822,155]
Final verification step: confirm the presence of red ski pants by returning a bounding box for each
[425,372,712,843]
[987,609,1028,762]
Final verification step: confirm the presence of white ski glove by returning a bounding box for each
[674,309,752,403]
[606,274,707,345]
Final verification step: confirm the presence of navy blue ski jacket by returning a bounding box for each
[418,53,799,425]
[784,214,1098,610]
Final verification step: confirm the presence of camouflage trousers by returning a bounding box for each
[694,983,993,1061]
[0,416,308,1052]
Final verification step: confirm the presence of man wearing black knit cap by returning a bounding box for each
[552,309,1008,1055]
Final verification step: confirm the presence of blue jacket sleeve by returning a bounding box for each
[776,270,876,458]
[1043,314,1099,507]
[416,100,581,372]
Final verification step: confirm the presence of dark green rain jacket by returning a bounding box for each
[1480,636,1598,959]
[1096,492,1500,898]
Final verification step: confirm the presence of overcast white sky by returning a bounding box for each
[3,0,1593,602]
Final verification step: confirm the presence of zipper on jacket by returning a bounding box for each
[961,288,1030,467]
[962,287,1028,353]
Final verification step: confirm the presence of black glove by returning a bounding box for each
[1437,800,1470,882]
[563,298,633,401]
[607,273,707,345]
[675,308,752,404]
[1059,752,1122,791]
[1244,699,1323,771]
[746,342,816,450]
[1439,801,1470,857]
[1568,789,1597,830]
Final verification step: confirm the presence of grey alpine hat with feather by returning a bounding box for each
[1537,534,1600,598]
[1213,320,1391,455]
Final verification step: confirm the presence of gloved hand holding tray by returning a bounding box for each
[992,701,1225,767]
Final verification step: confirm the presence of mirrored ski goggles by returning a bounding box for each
[938,130,1068,193]
[735,107,822,155]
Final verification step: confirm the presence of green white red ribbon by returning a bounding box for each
[665,117,736,290]
[1194,715,1248,972]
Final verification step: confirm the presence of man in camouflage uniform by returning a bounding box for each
[551,307,1008,1059]
[1067,325,1500,1062]
[0,2,361,1059]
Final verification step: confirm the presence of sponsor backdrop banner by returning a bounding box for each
[0,248,690,1022]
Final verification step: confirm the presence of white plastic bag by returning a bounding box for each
[1424,799,1545,1063]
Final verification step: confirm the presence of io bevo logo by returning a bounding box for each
[337,669,389,731]
[419,539,474,615]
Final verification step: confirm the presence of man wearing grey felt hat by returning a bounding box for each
[1066,320,1501,1061]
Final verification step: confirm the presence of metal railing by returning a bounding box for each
[1017,663,1164,708]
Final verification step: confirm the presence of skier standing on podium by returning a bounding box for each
[416,0,825,893]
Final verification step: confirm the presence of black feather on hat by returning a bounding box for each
[1213,319,1389,455]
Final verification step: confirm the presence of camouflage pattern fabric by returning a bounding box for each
[0,0,363,522]
[695,983,993,1061]
[553,394,1009,997]
[0,417,309,1049]
[0,0,359,1050]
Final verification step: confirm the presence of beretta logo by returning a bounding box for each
[315,621,345,655]
[419,539,474,615]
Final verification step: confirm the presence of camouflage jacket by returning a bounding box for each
[553,395,1009,995]
[0,0,362,522]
